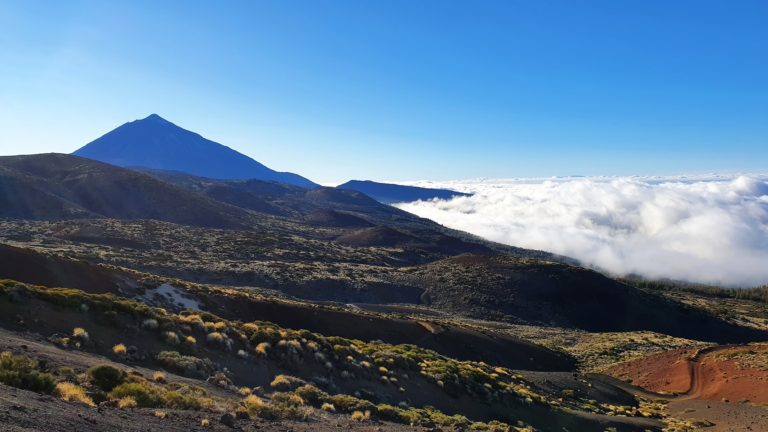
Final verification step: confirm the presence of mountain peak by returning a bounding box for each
[72,116,318,188]
[139,113,171,124]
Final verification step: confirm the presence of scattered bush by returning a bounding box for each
[255,342,270,356]
[118,396,137,409]
[141,319,159,330]
[72,327,89,341]
[109,382,163,407]
[156,351,213,378]
[162,390,202,410]
[206,332,224,344]
[321,402,336,412]
[112,344,127,356]
[152,371,167,383]
[351,410,371,422]
[163,331,180,345]
[56,382,95,407]
[294,384,329,405]
[270,374,305,391]
[330,394,375,413]
[0,351,56,394]
[87,365,125,392]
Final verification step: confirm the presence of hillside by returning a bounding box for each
[406,255,768,343]
[0,154,252,229]
[0,279,666,431]
[338,180,470,204]
[73,114,317,188]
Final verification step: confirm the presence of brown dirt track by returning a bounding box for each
[606,344,768,431]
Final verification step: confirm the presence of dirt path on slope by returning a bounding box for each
[677,345,737,401]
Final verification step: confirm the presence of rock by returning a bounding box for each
[220,412,236,428]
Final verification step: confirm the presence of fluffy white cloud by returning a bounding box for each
[395,175,768,287]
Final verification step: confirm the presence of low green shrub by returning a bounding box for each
[109,382,163,408]
[87,365,125,392]
[156,351,213,378]
[0,351,56,394]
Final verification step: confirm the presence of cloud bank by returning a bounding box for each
[395,175,768,286]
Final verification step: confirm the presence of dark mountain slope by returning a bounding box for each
[338,180,470,203]
[410,255,768,344]
[138,168,501,254]
[0,243,135,294]
[74,114,317,188]
[0,154,251,228]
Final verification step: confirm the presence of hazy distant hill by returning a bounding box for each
[73,114,317,188]
[338,179,470,204]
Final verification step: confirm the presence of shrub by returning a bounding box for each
[87,365,125,391]
[72,327,89,341]
[376,404,406,422]
[272,391,305,407]
[243,395,275,419]
[163,331,180,345]
[141,319,159,330]
[152,371,167,383]
[242,394,309,420]
[330,394,375,413]
[255,342,270,356]
[109,382,162,407]
[185,336,197,346]
[351,410,371,422]
[0,352,56,394]
[162,390,202,410]
[201,419,210,427]
[154,410,167,419]
[118,396,137,409]
[56,382,95,407]
[206,332,224,344]
[321,402,336,412]
[270,374,305,391]
[156,351,213,378]
[294,384,329,405]
[112,344,127,356]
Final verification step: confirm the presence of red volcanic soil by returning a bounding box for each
[605,348,696,394]
[687,345,768,404]
[607,345,768,405]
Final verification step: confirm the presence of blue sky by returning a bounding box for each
[1,1,766,183]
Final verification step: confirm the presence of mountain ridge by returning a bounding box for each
[338,179,470,204]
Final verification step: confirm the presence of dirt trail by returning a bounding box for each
[677,344,739,401]
[599,344,757,402]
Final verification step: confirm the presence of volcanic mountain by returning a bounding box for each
[73,114,317,188]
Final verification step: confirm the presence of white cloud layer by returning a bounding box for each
[395,175,768,287]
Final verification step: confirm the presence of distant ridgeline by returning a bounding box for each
[72,114,474,205]
[337,180,470,204]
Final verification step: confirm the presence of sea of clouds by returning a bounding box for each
[395,174,768,287]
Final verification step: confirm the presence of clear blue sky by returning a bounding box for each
[1,1,766,183]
